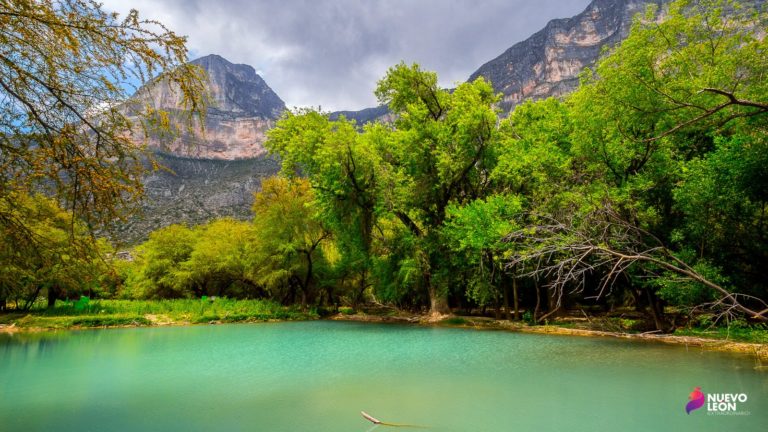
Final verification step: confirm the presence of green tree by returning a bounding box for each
[130,224,196,299]
[443,194,522,319]
[250,177,330,309]
[374,62,500,314]
[506,0,768,326]
[177,219,257,298]
[266,111,379,303]
[493,98,573,205]
[0,192,111,309]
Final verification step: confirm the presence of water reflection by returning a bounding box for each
[0,331,72,360]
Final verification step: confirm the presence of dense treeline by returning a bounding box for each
[3,0,767,331]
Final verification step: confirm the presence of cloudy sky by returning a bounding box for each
[103,0,591,111]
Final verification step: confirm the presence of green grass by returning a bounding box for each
[674,326,768,344]
[441,317,470,326]
[0,298,316,330]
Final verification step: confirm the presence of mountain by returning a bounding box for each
[116,154,280,244]
[330,105,391,124]
[131,54,285,160]
[469,0,670,114]
[336,0,671,121]
[470,0,766,114]
[119,55,284,243]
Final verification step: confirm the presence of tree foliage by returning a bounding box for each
[0,192,111,310]
[374,62,501,313]
[266,111,378,303]
[250,176,330,308]
[504,0,768,326]
[0,0,205,308]
[0,0,205,241]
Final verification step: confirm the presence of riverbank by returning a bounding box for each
[0,299,316,332]
[2,300,766,362]
[330,311,768,362]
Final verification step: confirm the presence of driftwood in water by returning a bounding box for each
[361,411,382,424]
[361,411,429,428]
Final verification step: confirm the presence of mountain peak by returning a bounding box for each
[188,54,285,119]
[469,0,668,114]
[127,55,286,160]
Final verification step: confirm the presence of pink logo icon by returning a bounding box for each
[686,387,706,414]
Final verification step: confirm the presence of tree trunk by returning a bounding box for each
[502,283,511,321]
[428,284,450,315]
[424,264,449,315]
[300,289,307,310]
[356,269,368,306]
[301,250,314,311]
[645,289,670,332]
[533,279,541,323]
[512,278,520,321]
[47,286,59,309]
[546,287,561,319]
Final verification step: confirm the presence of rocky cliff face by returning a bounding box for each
[120,55,284,243]
[469,0,669,114]
[132,54,285,160]
[117,154,280,244]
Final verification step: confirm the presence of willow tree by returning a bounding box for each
[0,0,205,243]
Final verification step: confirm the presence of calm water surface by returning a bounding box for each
[1,321,766,431]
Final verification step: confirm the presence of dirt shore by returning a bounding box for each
[330,312,768,362]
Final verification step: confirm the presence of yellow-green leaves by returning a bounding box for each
[1,0,205,234]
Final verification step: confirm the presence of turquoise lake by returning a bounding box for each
[1,321,766,431]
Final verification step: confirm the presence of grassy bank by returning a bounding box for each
[0,298,316,330]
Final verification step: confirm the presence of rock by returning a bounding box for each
[118,55,285,243]
[116,153,280,244]
[330,105,391,125]
[128,54,285,160]
[469,0,670,114]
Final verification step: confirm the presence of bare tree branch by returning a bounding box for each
[504,207,768,322]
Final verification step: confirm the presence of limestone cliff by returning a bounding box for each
[469,0,671,114]
[119,55,284,243]
[131,54,285,160]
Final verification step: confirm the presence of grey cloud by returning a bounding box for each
[103,0,591,111]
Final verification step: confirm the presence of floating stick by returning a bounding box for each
[361,411,429,429]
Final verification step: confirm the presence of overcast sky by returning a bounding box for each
[103,0,591,111]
